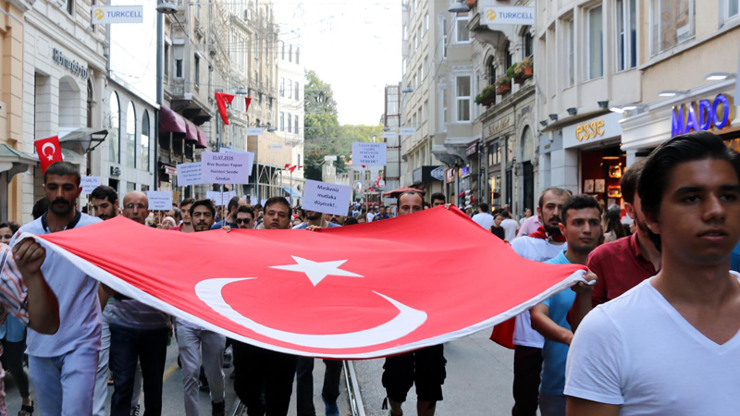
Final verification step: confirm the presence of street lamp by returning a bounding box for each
[448,1,470,13]
[156,1,176,14]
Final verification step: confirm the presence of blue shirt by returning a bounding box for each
[211,220,238,230]
[540,251,576,396]
[292,222,341,230]
[731,240,740,272]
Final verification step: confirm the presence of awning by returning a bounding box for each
[0,144,37,181]
[59,128,110,153]
[160,106,207,148]
[282,187,300,198]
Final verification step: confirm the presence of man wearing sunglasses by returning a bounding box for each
[235,206,255,229]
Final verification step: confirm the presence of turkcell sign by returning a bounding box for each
[671,94,734,137]
[91,6,144,24]
[482,7,535,26]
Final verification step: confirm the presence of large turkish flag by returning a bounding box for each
[25,206,585,359]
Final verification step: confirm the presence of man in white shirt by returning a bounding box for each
[509,187,571,416]
[565,132,740,415]
[11,161,103,416]
[471,203,495,230]
[500,211,520,242]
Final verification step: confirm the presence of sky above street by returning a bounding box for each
[273,0,402,126]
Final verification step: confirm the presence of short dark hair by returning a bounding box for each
[538,187,573,209]
[90,185,118,205]
[237,205,255,218]
[478,203,489,213]
[180,198,195,208]
[173,207,181,220]
[32,198,49,220]
[228,196,241,213]
[44,161,81,186]
[264,197,292,217]
[0,221,19,234]
[501,210,511,219]
[431,192,445,204]
[561,194,603,223]
[344,217,359,225]
[254,204,263,211]
[639,131,740,251]
[190,199,216,217]
[620,161,644,205]
[398,191,423,203]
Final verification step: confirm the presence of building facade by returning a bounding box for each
[276,33,305,204]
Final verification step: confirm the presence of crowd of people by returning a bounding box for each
[0,130,739,416]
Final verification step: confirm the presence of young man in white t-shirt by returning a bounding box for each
[565,131,740,415]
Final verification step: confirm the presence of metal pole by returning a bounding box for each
[155,4,164,191]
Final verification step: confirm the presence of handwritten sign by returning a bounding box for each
[202,152,249,184]
[81,176,101,195]
[147,191,173,211]
[302,179,351,217]
[219,148,254,178]
[177,162,203,186]
[352,142,387,166]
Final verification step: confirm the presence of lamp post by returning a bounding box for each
[156,1,176,191]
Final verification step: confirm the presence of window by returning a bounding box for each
[280,78,285,97]
[616,0,637,71]
[354,171,360,181]
[524,30,534,58]
[456,76,471,122]
[65,0,73,15]
[288,80,293,99]
[164,44,170,78]
[402,58,407,75]
[365,170,371,182]
[295,82,299,100]
[141,111,150,172]
[294,115,299,134]
[566,18,575,86]
[288,114,292,133]
[456,14,470,43]
[108,92,120,163]
[289,45,293,62]
[280,112,285,131]
[588,5,604,79]
[442,87,449,125]
[403,24,408,41]
[651,0,694,56]
[194,54,200,88]
[418,26,423,42]
[126,103,136,168]
[730,0,740,20]
[443,17,448,58]
[175,59,183,78]
[418,66,423,84]
[486,56,496,86]
[425,13,429,32]
[281,41,285,60]
[414,36,418,51]
[296,47,300,64]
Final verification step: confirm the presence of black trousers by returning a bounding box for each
[233,342,298,416]
[512,345,543,416]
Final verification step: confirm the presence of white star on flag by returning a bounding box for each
[47,155,54,161]
[269,256,364,287]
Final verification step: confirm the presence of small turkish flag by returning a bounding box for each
[35,136,63,174]
[289,165,297,173]
[284,164,291,169]
[215,93,235,125]
[245,97,252,114]
[26,207,587,359]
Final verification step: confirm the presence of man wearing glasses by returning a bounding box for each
[106,191,171,416]
[235,206,256,229]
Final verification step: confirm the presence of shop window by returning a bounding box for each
[108,92,120,164]
[588,5,604,79]
[456,14,470,43]
[126,102,136,169]
[616,0,637,71]
[141,111,150,172]
[456,75,471,122]
[651,0,694,56]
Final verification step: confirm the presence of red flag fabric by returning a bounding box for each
[245,97,252,114]
[215,93,235,125]
[284,163,291,169]
[289,165,297,173]
[24,206,585,359]
[34,136,63,174]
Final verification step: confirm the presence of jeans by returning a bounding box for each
[233,342,297,416]
[512,346,543,416]
[539,394,566,416]
[28,348,98,416]
[177,324,226,416]
[109,325,168,416]
[296,358,343,416]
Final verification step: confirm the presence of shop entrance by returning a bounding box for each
[522,161,534,213]
[580,146,626,210]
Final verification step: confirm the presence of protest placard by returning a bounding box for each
[302,179,351,217]
[147,191,173,211]
[81,176,101,195]
[352,142,387,166]
[219,148,254,178]
[177,162,203,186]
[202,152,249,184]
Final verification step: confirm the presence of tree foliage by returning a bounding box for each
[303,69,384,178]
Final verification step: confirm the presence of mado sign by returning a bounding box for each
[672,94,734,137]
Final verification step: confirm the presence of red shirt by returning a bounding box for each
[587,233,657,307]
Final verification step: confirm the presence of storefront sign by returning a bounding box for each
[487,117,511,137]
[482,7,535,26]
[445,169,455,184]
[563,112,623,149]
[413,166,443,184]
[52,49,88,80]
[91,5,144,24]
[466,143,478,156]
[671,94,735,137]
[431,166,444,182]
[460,166,471,178]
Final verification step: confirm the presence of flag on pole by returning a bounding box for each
[289,165,297,173]
[34,136,64,174]
[245,97,252,114]
[215,93,235,125]
[23,206,587,359]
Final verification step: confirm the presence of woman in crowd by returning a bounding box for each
[602,206,628,244]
